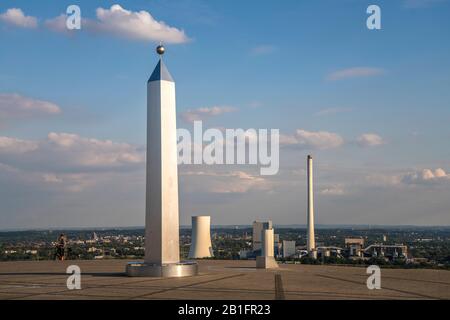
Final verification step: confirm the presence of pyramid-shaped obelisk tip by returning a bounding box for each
[148,44,174,83]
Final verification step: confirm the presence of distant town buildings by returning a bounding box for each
[4,227,445,268]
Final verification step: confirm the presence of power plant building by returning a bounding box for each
[282,240,296,258]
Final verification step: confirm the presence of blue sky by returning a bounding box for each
[0,0,449,229]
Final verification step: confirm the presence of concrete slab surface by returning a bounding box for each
[0,260,448,300]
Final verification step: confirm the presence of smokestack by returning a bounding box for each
[307,155,316,254]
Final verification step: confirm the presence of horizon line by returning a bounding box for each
[1,224,450,232]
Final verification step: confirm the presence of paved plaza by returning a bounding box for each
[0,260,448,300]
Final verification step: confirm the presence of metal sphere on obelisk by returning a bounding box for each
[156,44,165,55]
[126,45,198,277]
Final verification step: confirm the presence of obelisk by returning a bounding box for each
[126,45,197,277]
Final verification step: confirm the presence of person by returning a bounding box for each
[56,234,67,261]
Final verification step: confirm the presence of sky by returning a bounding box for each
[0,0,449,229]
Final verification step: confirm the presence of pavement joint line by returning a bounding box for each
[280,289,416,299]
[0,276,69,283]
[1,262,449,300]
[1,272,211,288]
[315,273,443,300]
[4,274,433,301]
[4,287,86,300]
[352,273,450,286]
[274,274,285,300]
[155,285,419,299]
[1,291,123,300]
[12,287,409,301]
[3,273,218,300]
[0,284,66,290]
[128,273,246,300]
[136,286,275,295]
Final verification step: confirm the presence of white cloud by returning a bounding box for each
[180,106,237,123]
[280,129,344,150]
[0,132,145,194]
[181,169,272,194]
[0,132,143,172]
[326,67,385,81]
[46,132,144,167]
[0,136,38,153]
[44,14,70,34]
[281,130,384,150]
[0,93,61,120]
[42,173,63,183]
[402,168,450,185]
[366,168,450,187]
[320,185,346,196]
[45,5,189,43]
[47,132,79,147]
[76,4,188,43]
[279,134,299,146]
[0,8,38,28]
[41,172,97,192]
[357,133,384,147]
[365,173,402,187]
[211,171,270,194]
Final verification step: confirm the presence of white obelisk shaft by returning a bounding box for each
[145,60,180,265]
[307,155,315,252]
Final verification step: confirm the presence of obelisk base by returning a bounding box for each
[126,261,198,277]
[256,256,279,269]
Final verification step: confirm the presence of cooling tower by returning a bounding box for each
[188,216,214,258]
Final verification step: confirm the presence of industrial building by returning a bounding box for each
[282,240,296,258]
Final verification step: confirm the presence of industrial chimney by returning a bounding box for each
[307,155,316,258]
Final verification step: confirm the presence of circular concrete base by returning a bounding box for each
[126,261,198,277]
